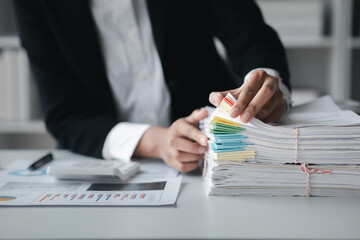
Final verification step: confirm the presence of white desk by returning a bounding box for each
[0,150,360,239]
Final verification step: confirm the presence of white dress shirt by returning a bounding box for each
[91,0,171,161]
[91,0,291,162]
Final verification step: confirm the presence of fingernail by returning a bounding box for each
[198,146,206,153]
[230,107,240,118]
[241,112,250,123]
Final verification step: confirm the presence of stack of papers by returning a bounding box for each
[203,93,360,196]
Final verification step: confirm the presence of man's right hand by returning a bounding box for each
[133,109,208,172]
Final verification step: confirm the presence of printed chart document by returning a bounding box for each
[0,159,181,206]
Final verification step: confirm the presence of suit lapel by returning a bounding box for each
[45,0,114,106]
[45,0,169,106]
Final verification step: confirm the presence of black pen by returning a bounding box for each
[28,152,54,171]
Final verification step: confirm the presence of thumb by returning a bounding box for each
[209,88,242,107]
[186,108,208,125]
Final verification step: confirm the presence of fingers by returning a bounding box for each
[173,119,207,146]
[226,70,283,124]
[168,149,202,172]
[166,137,204,172]
[169,137,206,154]
[238,76,279,122]
[261,98,285,123]
[209,88,241,107]
[166,138,204,172]
[185,108,208,125]
[209,92,226,107]
[172,161,199,173]
[229,70,265,119]
[255,97,277,120]
[208,73,284,124]
[169,150,203,163]
[165,109,210,172]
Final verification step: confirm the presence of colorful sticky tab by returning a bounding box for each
[218,93,237,115]
[207,93,257,162]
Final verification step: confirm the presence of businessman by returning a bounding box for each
[14,0,291,172]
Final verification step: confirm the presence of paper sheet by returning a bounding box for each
[0,159,181,206]
[289,95,341,114]
[276,95,360,127]
[277,110,360,127]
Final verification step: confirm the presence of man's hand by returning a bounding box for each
[209,70,285,123]
[159,108,208,172]
[133,109,208,172]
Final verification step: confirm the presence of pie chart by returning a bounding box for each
[0,196,16,201]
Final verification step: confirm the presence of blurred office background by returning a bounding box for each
[0,0,359,149]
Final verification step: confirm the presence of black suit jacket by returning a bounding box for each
[13,0,290,158]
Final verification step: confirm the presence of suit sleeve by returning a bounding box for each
[211,0,291,91]
[13,0,118,158]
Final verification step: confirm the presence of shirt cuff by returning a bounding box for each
[244,68,292,113]
[102,122,151,161]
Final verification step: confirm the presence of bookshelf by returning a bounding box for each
[0,0,54,148]
[0,0,359,149]
[0,120,45,134]
[258,0,360,102]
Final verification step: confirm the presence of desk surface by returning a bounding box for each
[0,150,360,240]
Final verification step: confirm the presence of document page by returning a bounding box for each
[277,95,360,127]
[0,160,181,206]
